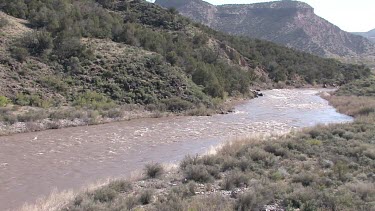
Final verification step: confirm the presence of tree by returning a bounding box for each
[21,30,53,56]
[166,51,178,66]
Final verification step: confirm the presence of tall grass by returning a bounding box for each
[324,95,375,117]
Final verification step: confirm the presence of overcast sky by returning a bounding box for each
[149,0,375,32]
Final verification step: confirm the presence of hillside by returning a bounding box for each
[155,0,375,60]
[354,29,375,43]
[0,0,371,134]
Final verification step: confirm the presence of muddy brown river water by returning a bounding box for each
[0,89,352,210]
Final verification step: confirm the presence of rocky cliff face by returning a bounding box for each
[156,0,375,58]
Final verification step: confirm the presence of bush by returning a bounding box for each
[0,96,10,107]
[0,108,18,124]
[15,94,51,108]
[270,171,285,181]
[73,91,116,110]
[166,51,178,65]
[144,163,164,179]
[20,30,53,56]
[292,173,316,187]
[91,187,118,203]
[264,144,289,157]
[162,98,194,112]
[306,139,322,146]
[10,46,29,62]
[100,109,123,119]
[139,189,153,205]
[222,170,248,190]
[107,180,132,193]
[184,164,214,183]
[17,110,48,122]
[180,155,200,169]
[0,17,9,28]
[235,192,261,211]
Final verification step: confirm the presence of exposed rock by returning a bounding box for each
[155,0,375,60]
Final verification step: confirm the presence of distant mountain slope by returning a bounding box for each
[353,29,375,43]
[155,0,375,59]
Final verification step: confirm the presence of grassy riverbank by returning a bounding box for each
[0,96,240,136]
[28,80,373,210]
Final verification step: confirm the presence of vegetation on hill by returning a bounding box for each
[335,76,375,97]
[156,0,375,62]
[61,77,375,210]
[0,0,371,134]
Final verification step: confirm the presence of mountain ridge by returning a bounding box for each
[353,28,375,43]
[155,0,375,59]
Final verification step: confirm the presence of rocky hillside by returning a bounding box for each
[0,0,371,134]
[354,29,375,43]
[155,0,375,59]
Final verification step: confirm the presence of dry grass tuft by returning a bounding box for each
[19,189,76,211]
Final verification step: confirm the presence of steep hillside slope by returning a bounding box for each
[156,0,375,59]
[0,0,371,134]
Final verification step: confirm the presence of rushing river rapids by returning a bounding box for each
[0,89,352,210]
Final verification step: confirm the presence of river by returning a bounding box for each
[0,89,352,210]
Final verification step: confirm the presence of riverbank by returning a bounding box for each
[0,83,331,137]
[52,80,374,211]
[0,96,245,136]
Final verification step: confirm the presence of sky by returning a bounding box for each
[149,0,375,32]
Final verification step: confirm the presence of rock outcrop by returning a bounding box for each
[155,0,375,59]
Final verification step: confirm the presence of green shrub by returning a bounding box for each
[306,139,322,146]
[166,51,178,65]
[139,189,153,205]
[107,180,132,193]
[73,91,116,110]
[180,155,200,169]
[100,109,123,118]
[15,94,52,108]
[162,98,194,112]
[91,187,118,203]
[221,156,239,172]
[270,171,285,181]
[264,144,289,157]
[184,164,214,183]
[38,76,68,92]
[333,161,349,182]
[123,196,138,210]
[10,46,29,62]
[20,30,53,56]
[0,108,18,124]
[17,110,48,122]
[144,163,164,179]
[49,109,86,120]
[235,192,262,211]
[358,107,375,116]
[0,96,10,107]
[222,170,248,190]
[292,173,316,187]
